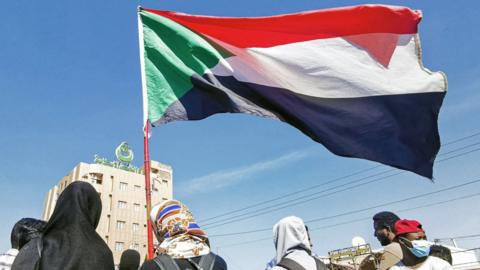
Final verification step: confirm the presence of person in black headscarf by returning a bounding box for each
[0,218,46,270]
[119,249,141,270]
[12,181,114,270]
[11,218,47,251]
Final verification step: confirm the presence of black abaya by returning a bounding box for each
[13,181,114,270]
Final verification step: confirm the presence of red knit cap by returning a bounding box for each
[394,219,422,235]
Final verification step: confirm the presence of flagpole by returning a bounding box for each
[138,6,154,260]
[143,121,154,259]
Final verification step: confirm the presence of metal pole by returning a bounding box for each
[144,121,154,259]
[451,238,458,248]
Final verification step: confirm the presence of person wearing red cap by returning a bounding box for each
[396,219,452,265]
[394,220,423,238]
[389,220,452,270]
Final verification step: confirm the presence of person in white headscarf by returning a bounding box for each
[267,216,327,270]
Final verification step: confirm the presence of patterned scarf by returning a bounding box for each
[150,200,210,259]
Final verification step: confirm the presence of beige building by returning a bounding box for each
[42,146,172,266]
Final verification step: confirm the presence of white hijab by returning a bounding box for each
[273,216,312,264]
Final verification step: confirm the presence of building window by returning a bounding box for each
[119,182,128,191]
[90,173,103,184]
[134,185,142,192]
[117,201,127,209]
[133,223,139,233]
[131,243,139,250]
[159,171,170,180]
[133,203,140,212]
[109,196,113,212]
[115,242,124,252]
[152,179,160,192]
[116,220,126,230]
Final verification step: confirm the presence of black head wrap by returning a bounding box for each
[119,249,141,270]
[39,181,114,270]
[10,218,46,250]
[373,211,400,231]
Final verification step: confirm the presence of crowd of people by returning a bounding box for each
[0,182,454,270]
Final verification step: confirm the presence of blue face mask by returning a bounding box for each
[402,238,431,258]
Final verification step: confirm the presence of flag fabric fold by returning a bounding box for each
[138,5,447,178]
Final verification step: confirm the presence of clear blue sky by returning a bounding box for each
[1,0,479,269]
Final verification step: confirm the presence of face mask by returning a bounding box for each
[402,238,431,258]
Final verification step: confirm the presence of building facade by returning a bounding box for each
[42,143,173,265]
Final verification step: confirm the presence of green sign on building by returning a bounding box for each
[94,142,143,174]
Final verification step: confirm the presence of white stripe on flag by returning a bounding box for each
[209,34,446,99]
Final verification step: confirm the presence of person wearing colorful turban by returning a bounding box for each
[140,200,227,270]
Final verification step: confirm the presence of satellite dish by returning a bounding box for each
[352,236,366,247]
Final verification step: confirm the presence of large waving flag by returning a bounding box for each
[137,5,446,178]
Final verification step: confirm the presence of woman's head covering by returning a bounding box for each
[273,216,311,264]
[150,200,210,258]
[10,218,46,250]
[119,249,141,270]
[38,181,114,270]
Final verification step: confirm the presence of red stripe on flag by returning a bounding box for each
[144,5,421,48]
[344,33,400,67]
